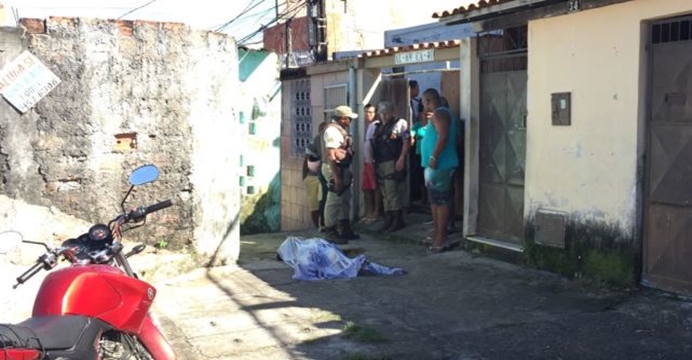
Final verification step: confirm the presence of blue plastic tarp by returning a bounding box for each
[277,236,406,281]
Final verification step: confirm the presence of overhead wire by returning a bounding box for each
[238,0,305,43]
[236,0,306,46]
[212,2,283,35]
[214,0,266,32]
[117,0,159,19]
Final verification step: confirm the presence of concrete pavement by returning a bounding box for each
[153,213,692,360]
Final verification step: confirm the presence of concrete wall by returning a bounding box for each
[280,70,352,231]
[263,17,310,54]
[264,0,470,61]
[525,0,692,239]
[238,49,282,234]
[327,0,471,52]
[0,17,240,265]
[280,77,307,231]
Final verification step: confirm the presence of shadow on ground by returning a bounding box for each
[239,213,692,360]
[156,212,692,360]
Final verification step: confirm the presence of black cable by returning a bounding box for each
[215,0,268,32]
[117,0,159,20]
[214,2,287,33]
[237,0,307,45]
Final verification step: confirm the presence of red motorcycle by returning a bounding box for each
[0,164,177,360]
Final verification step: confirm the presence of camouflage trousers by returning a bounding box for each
[375,160,407,212]
[321,163,352,227]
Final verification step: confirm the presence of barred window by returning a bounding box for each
[323,83,348,120]
[652,16,692,44]
[290,79,312,157]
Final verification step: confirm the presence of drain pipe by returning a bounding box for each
[348,65,358,222]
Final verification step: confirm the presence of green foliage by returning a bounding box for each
[342,321,387,343]
[522,243,578,277]
[155,237,169,250]
[241,172,281,235]
[582,249,636,286]
[521,218,638,288]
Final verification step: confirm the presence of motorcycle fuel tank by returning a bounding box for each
[32,265,156,334]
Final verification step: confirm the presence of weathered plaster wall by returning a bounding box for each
[0,17,240,265]
[238,49,282,234]
[525,0,692,240]
[326,0,471,52]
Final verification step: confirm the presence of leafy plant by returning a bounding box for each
[342,321,387,343]
[155,237,169,250]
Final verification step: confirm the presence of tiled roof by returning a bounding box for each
[433,0,519,19]
[358,40,461,59]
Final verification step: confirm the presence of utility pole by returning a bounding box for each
[285,18,293,67]
[307,0,327,62]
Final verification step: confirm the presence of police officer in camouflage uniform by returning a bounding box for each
[371,101,411,233]
[320,105,359,244]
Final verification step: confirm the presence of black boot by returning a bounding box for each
[386,210,405,232]
[378,211,394,233]
[324,225,348,245]
[338,219,360,240]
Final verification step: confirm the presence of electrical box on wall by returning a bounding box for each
[551,92,571,126]
[535,209,567,249]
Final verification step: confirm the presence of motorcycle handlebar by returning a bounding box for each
[14,259,45,289]
[145,199,173,215]
[127,199,173,221]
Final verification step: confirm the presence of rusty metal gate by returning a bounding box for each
[477,26,528,245]
[643,15,692,295]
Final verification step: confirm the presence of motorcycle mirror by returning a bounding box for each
[122,164,160,213]
[0,230,23,255]
[128,164,160,186]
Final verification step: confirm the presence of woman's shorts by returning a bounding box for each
[362,162,376,191]
[424,167,455,205]
[304,175,322,211]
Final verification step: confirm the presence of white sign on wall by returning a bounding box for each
[0,51,61,114]
[394,49,435,65]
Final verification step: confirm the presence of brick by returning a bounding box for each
[115,20,134,36]
[19,18,45,34]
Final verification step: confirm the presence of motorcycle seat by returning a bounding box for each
[1,315,95,350]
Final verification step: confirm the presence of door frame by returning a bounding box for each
[641,14,692,295]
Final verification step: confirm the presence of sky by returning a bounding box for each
[5,0,278,45]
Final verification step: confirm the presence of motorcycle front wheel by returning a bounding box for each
[99,331,154,360]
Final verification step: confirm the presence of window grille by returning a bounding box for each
[290,78,312,157]
[323,83,348,121]
[478,25,528,74]
[652,16,692,45]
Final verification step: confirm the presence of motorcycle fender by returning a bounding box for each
[0,349,42,360]
[138,314,177,360]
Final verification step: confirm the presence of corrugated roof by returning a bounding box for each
[432,0,519,19]
[358,40,461,59]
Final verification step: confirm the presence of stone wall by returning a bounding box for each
[0,17,240,265]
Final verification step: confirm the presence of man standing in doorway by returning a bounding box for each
[321,105,359,244]
[372,101,411,233]
[361,103,382,223]
[421,88,459,252]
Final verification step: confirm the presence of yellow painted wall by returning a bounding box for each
[526,0,692,236]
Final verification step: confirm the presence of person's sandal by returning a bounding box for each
[428,245,446,254]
